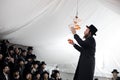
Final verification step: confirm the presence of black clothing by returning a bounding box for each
[73,34,96,80]
[0,73,10,80]
[112,77,120,80]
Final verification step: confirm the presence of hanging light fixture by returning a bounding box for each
[69,0,81,30]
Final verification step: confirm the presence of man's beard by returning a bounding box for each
[84,32,91,39]
[83,34,89,39]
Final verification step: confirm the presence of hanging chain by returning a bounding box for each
[76,0,79,17]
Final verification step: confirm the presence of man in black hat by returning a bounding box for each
[27,46,33,57]
[111,69,120,80]
[68,24,98,80]
[39,61,47,75]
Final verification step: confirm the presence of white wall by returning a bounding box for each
[60,72,74,80]
[60,72,111,80]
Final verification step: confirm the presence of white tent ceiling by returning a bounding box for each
[0,0,120,78]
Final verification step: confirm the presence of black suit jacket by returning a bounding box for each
[0,73,10,80]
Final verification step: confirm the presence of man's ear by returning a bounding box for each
[89,31,92,36]
[89,31,91,35]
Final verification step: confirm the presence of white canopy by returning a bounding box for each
[0,0,120,78]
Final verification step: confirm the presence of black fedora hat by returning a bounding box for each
[27,47,33,50]
[86,24,98,36]
[41,61,46,65]
[112,69,119,74]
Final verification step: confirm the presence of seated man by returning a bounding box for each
[111,69,120,80]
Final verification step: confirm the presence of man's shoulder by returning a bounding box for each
[86,36,95,41]
[117,77,120,80]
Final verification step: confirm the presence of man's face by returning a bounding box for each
[42,64,46,69]
[28,58,32,62]
[44,73,48,79]
[113,72,118,77]
[22,52,27,56]
[19,61,24,66]
[28,50,33,53]
[15,48,19,54]
[3,66,10,74]
[34,64,38,69]
[36,74,40,79]
[56,73,60,78]
[9,50,14,54]
[14,71,19,76]
[84,28,90,38]
[26,73,32,79]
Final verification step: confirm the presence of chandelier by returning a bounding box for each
[69,0,81,30]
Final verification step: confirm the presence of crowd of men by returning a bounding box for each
[0,40,62,80]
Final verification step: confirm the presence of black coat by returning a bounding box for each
[112,77,120,80]
[73,34,96,80]
[0,73,10,80]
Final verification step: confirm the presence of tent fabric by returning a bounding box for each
[99,0,120,14]
[0,0,120,78]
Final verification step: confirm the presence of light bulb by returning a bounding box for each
[74,24,80,30]
[68,16,81,30]
[73,16,81,30]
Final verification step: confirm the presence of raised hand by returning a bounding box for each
[70,27,76,35]
[68,39,74,45]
